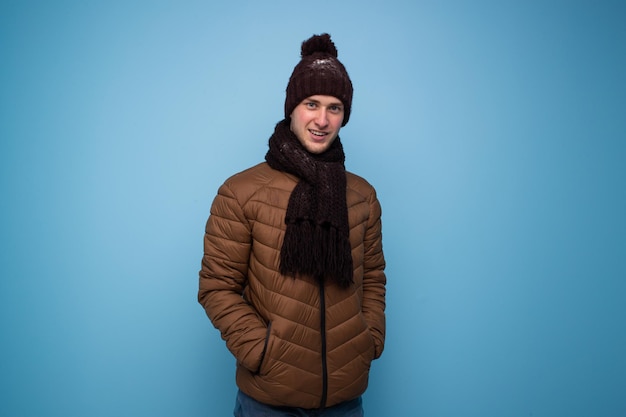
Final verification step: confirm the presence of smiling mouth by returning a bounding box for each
[309,129,327,137]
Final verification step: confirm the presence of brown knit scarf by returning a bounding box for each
[265,119,353,287]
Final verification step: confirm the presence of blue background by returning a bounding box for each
[1,1,625,416]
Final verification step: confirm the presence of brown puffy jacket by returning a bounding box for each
[198,162,386,409]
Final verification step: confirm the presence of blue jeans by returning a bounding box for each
[233,390,364,417]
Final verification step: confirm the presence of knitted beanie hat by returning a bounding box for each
[285,33,353,126]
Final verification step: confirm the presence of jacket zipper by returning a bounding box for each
[319,280,328,409]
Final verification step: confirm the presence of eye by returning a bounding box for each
[305,101,317,109]
[328,105,343,114]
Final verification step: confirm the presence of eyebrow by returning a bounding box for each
[306,98,343,107]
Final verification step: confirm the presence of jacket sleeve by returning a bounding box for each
[362,189,387,359]
[198,181,267,372]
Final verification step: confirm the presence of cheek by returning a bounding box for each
[290,111,308,130]
[331,116,344,131]
[290,115,302,132]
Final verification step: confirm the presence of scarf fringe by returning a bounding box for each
[280,221,354,288]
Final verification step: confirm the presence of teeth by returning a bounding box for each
[310,130,325,136]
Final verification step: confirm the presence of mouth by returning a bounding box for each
[309,129,328,138]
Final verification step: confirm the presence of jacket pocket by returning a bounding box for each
[359,314,377,362]
[256,321,272,374]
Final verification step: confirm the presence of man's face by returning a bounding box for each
[290,95,344,154]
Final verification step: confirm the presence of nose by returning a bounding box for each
[314,109,329,127]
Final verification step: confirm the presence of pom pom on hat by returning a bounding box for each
[301,33,338,58]
[285,33,353,126]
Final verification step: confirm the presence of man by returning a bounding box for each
[198,33,386,417]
